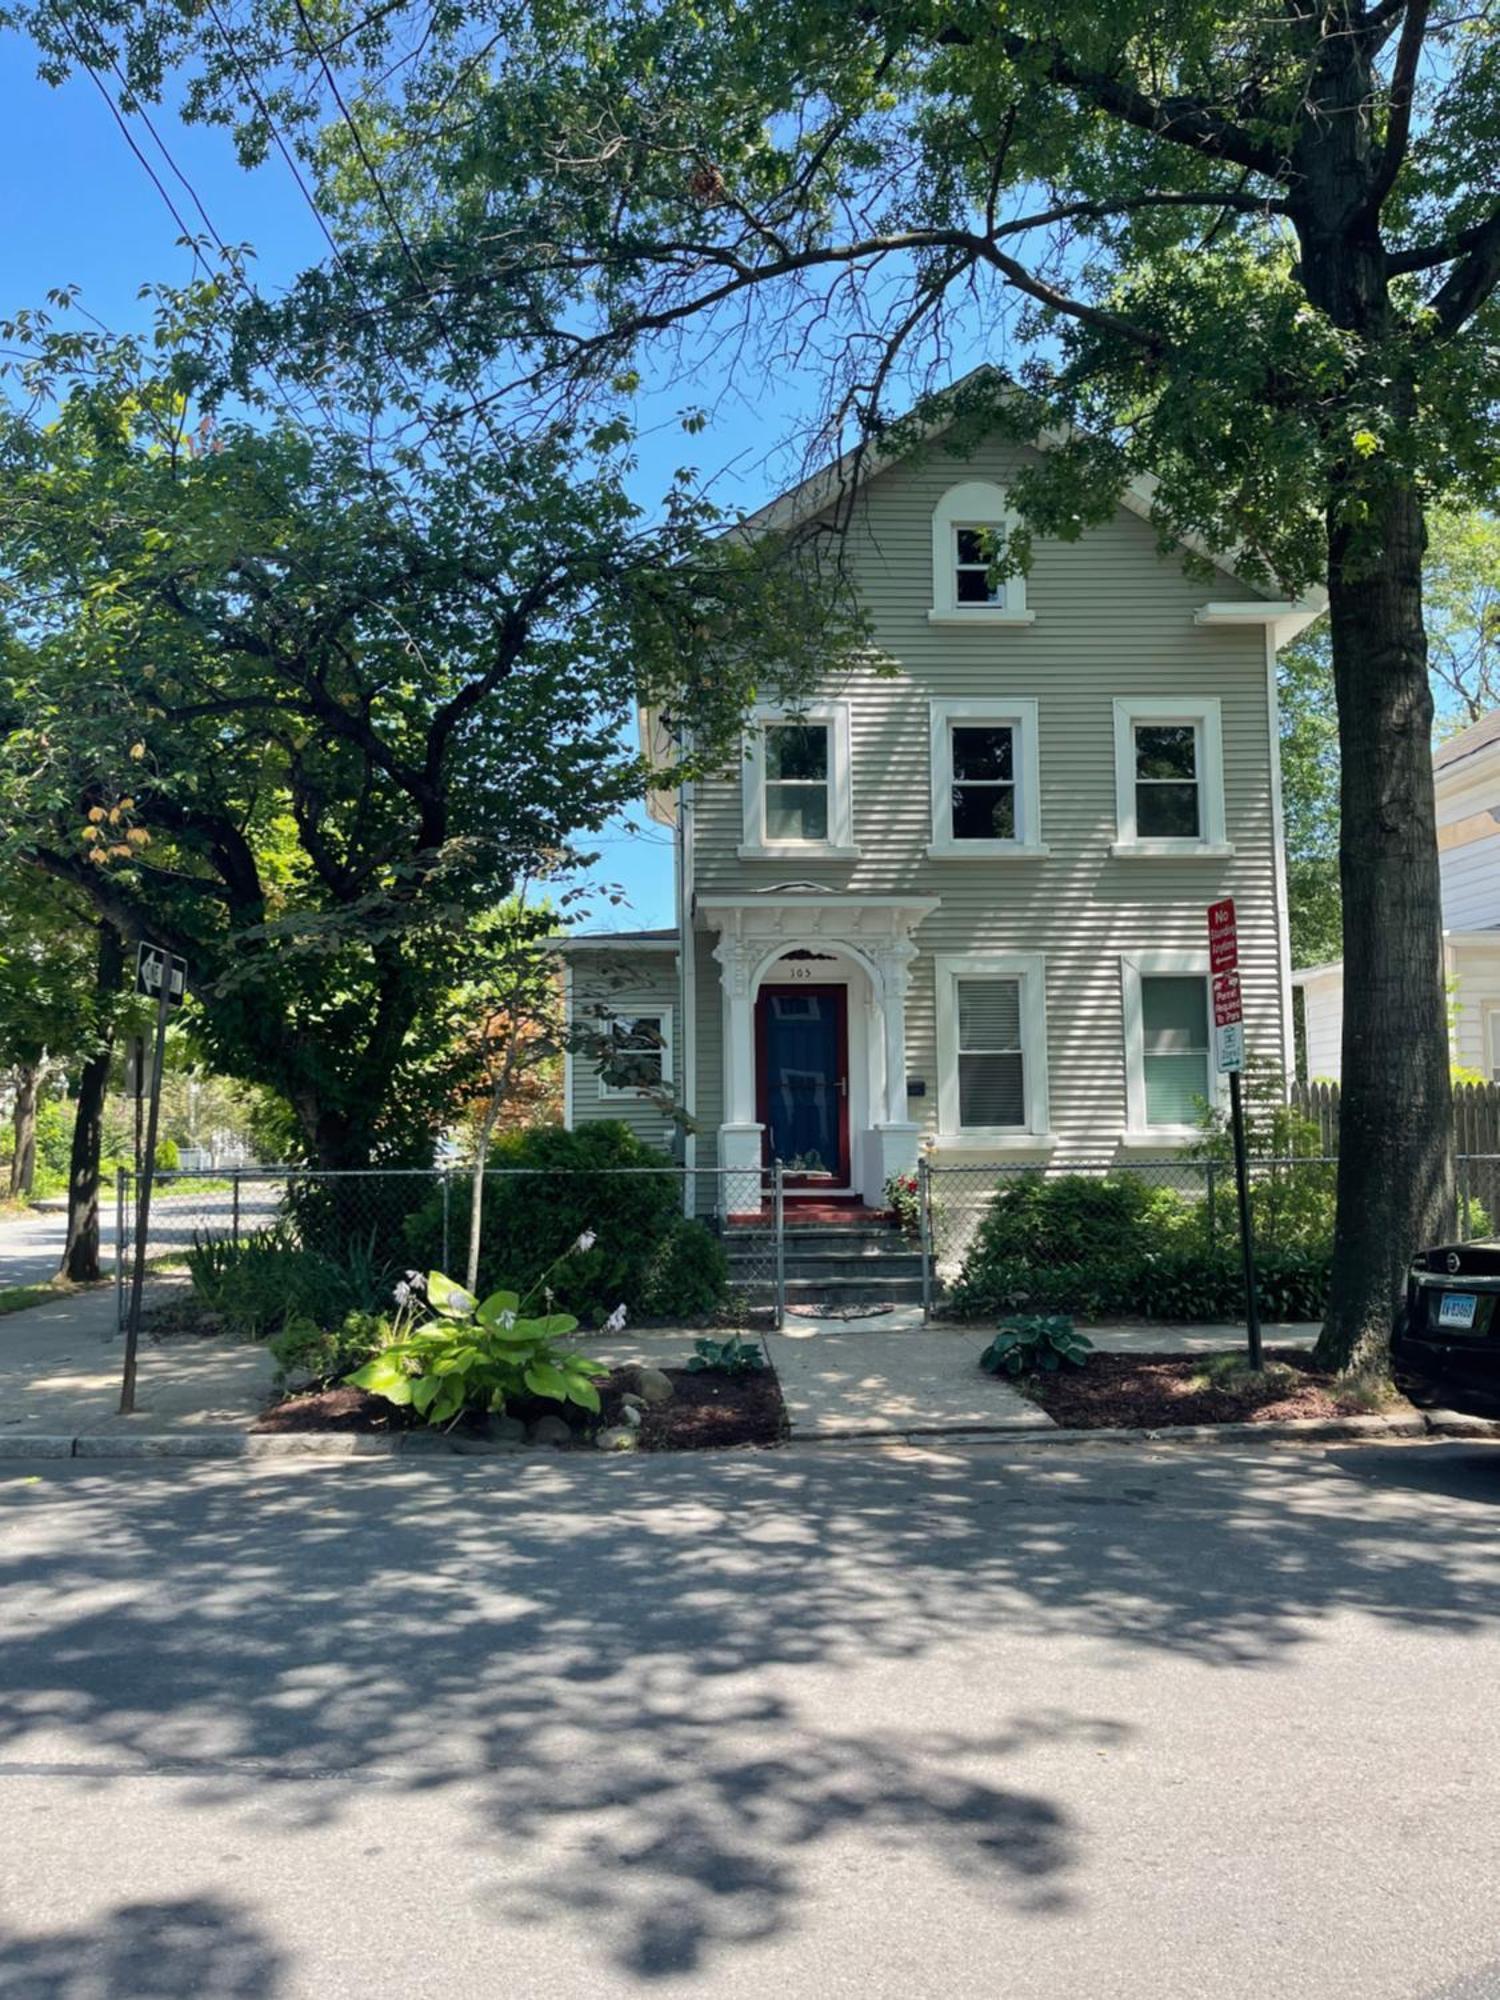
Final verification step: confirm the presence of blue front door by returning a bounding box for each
[756,985,849,1184]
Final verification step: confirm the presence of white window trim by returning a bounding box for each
[739,702,860,860]
[1486,1003,1500,1082]
[1120,951,1224,1141]
[927,698,1047,859]
[1112,697,1232,857]
[935,951,1051,1141]
[928,480,1034,626]
[597,1006,675,1100]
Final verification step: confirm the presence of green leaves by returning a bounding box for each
[685,1333,766,1376]
[344,1267,607,1429]
[979,1317,1093,1379]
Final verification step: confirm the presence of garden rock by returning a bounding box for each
[627,1366,675,1407]
[528,1414,575,1448]
[595,1426,639,1452]
[619,1403,643,1428]
[486,1414,528,1444]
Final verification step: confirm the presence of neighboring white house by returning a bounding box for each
[1295,708,1500,1084]
[557,403,1321,1210]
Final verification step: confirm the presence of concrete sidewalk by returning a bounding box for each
[0,1278,275,1437]
[0,1283,1323,1451]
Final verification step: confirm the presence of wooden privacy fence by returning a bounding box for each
[1292,1080,1500,1156]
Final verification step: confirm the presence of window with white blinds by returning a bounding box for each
[1141,976,1210,1125]
[956,977,1026,1128]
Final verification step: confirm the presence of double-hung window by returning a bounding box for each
[954,526,1007,607]
[935,953,1051,1140]
[1133,724,1201,838]
[1122,953,1220,1136]
[928,482,1031,624]
[1141,977,1211,1125]
[599,1011,672,1096]
[1112,698,1229,855]
[928,699,1044,856]
[740,702,857,857]
[764,722,829,843]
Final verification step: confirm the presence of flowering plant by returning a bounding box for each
[347,1246,616,1428]
[883,1171,921,1240]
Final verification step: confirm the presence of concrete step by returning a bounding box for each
[783,1275,926,1304]
[729,1250,925,1279]
[726,1225,908,1250]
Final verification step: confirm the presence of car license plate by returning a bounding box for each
[1438,1293,1479,1329]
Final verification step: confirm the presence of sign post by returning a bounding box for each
[1207,899,1262,1372]
[120,943,187,1414]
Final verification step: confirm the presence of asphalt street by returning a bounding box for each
[1,1438,1499,1997]
[0,1191,283,1290]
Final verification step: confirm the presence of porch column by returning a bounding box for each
[875,939,918,1124]
[871,938,921,1194]
[712,933,764,1209]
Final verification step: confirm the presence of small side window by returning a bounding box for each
[601,1014,668,1092]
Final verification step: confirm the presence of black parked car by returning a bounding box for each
[1393,1239,1500,1414]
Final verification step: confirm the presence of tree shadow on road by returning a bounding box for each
[1,1439,1498,1980]
[0,1895,282,1998]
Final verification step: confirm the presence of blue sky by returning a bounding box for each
[2,30,838,933]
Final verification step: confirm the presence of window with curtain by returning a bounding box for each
[764,722,830,841]
[957,977,1025,1127]
[1141,976,1210,1125]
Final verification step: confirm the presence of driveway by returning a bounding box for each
[1,1440,1499,1996]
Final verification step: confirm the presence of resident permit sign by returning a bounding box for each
[1207,898,1244,1073]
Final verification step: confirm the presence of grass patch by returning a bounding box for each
[0,1279,79,1315]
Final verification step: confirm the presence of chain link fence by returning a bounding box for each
[918,1153,1500,1313]
[115,1162,787,1330]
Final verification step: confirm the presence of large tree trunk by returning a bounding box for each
[59,925,124,1284]
[8,1063,41,1199]
[1315,479,1453,1372]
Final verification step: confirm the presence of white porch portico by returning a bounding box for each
[698,893,938,1205]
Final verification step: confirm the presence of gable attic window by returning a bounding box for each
[928,481,1033,625]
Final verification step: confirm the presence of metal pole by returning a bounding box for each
[114,1168,126,1337]
[772,1158,785,1331]
[1228,1069,1263,1371]
[441,1170,452,1275]
[120,972,173,1414]
[1205,1158,1217,1254]
[919,1156,933,1321]
[231,1168,241,1248]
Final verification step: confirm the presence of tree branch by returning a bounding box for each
[1428,201,1500,334]
[1362,0,1429,215]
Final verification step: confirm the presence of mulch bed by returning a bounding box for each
[253,1364,786,1451]
[1014,1348,1386,1430]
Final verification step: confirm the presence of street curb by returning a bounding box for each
[0,1409,1482,1465]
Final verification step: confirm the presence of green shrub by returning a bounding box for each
[185,1224,394,1339]
[962,1173,1195,1269]
[402,1124,717,1325]
[685,1333,766,1376]
[639,1218,728,1319]
[347,1270,608,1426]
[949,1247,1331,1324]
[979,1315,1093,1376]
[268,1309,392,1390]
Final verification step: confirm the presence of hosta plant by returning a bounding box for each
[685,1333,766,1376]
[979,1315,1093,1379]
[346,1270,609,1428]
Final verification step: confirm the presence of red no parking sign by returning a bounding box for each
[1207,897,1244,1073]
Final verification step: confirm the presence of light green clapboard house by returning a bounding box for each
[558,406,1321,1214]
